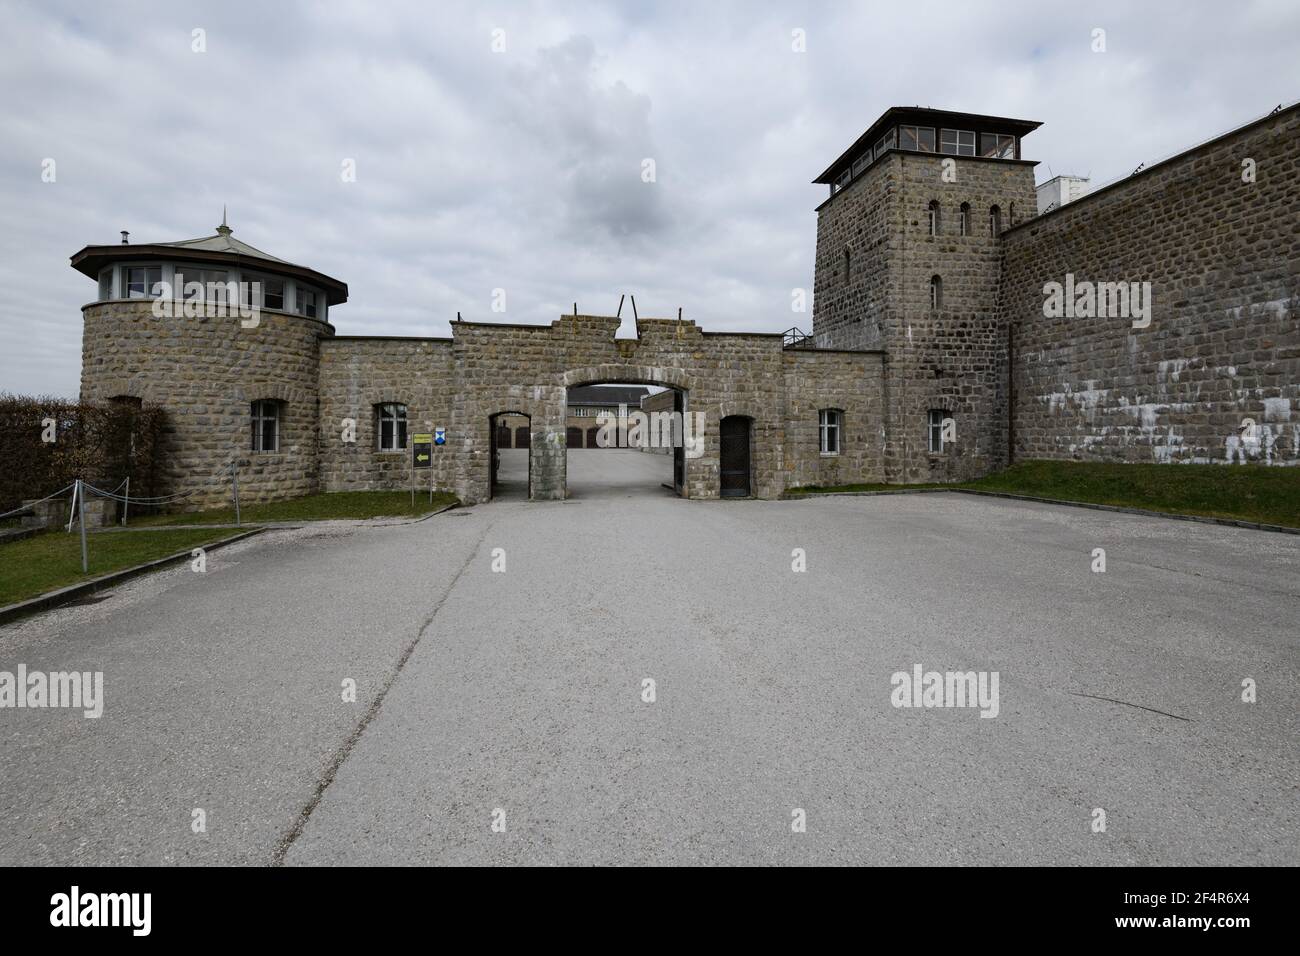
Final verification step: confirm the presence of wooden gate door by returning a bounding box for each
[719,415,751,497]
[673,390,686,495]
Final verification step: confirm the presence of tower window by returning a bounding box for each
[930,275,943,309]
[873,128,896,160]
[928,410,952,453]
[296,287,318,318]
[899,125,935,152]
[939,129,976,156]
[819,409,842,455]
[242,273,284,311]
[251,399,281,452]
[959,203,970,237]
[989,205,1002,237]
[98,268,113,301]
[124,265,163,298]
[980,133,1016,159]
[177,268,230,302]
[376,402,408,451]
[927,201,940,237]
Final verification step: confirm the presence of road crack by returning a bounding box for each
[270,516,496,865]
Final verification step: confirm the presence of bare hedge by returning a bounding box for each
[0,394,167,514]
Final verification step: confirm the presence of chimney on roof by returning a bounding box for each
[120,230,129,244]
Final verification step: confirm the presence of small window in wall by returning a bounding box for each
[959,203,970,236]
[98,269,113,300]
[376,402,408,451]
[930,275,943,309]
[928,409,952,453]
[979,133,1016,159]
[108,395,142,409]
[297,287,318,318]
[124,265,163,298]
[251,399,280,452]
[927,200,940,236]
[989,204,1002,237]
[819,409,842,455]
[939,129,976,156]
[843,248,851,286]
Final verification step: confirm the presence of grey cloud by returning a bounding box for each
[1,0,1298,397]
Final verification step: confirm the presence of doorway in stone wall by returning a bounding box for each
[719,415,753,497]
[489,411,530,500]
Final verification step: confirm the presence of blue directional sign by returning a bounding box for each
[434,427,446,446]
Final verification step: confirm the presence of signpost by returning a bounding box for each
[412,433,433,506]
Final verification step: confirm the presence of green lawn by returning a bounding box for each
[0,527,253,606]
[963,460,1300,527]
[789,460,1300,529]
[128,490,459,527]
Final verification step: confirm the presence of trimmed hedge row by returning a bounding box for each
[0,394,166,514]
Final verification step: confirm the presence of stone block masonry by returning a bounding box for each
[1001,105,1300,466]
[80,300,330,509]
[813,147,1038,482]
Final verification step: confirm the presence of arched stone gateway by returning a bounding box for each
[560,364,695,498]
[434,316,884,503]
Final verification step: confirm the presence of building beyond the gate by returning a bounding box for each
[73,102,1300,505]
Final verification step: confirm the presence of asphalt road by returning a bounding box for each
[2,450,1296,866]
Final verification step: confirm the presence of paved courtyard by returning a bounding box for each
[1,450,1296,866]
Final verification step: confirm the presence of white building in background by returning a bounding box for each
[1035,174,1090,214]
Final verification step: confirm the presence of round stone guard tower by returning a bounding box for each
[72,216,347,509]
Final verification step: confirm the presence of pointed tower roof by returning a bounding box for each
[155,210,289,262]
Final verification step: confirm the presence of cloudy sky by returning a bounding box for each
[2,0,1297,397]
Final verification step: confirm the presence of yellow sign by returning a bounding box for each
[412,434,433,469]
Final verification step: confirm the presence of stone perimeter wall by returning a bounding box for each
[1001,105,1300,465]
[81,304,884,508]
[318,337,456,494]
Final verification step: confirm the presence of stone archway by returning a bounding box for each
[560,365,694,499]
[488,409,532,501]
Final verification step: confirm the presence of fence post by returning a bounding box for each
[121,475,130,526]
[76,479,89,574]
[66,480,79,533]
[231,461,241,526]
